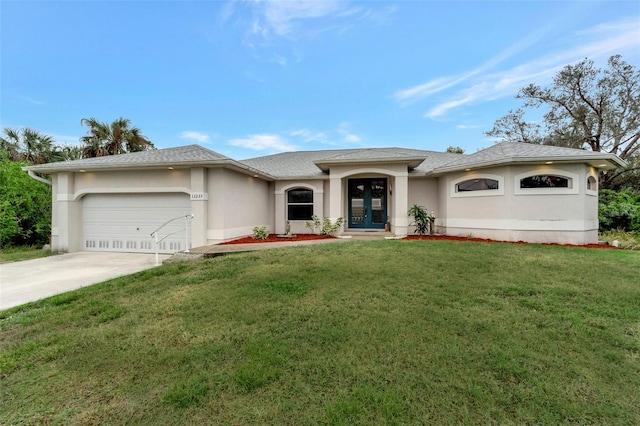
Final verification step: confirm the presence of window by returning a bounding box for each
[520,175,569,188]
[287,188,313,220]
[451,174,504,198]
[514,169,579,195]
[456,178,499,192]
[587,176,597,191]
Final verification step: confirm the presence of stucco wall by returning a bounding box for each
[72,169,191,196]
[436,164,599,244]
[207,169,272,241]
[407,177,439,235]
[274,180,325,235]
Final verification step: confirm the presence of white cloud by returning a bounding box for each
[259,0,348,37]
[289,128,329,143]
[228,1,392,54]
[228,134,296,152]
[395,16,640,118]
[49,132,81,146]
[456,124,483,130]
[337,122,362,144]
[180,131,210,143]
[19,95,44,105]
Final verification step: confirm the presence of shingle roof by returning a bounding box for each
[430,142,626,173]
[24,142,625,177]
[241,147,458,178]
[24,145,234,172]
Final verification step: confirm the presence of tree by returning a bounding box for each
[80,117,155,156]
[445,146,465,154]
[486,55,640,186]
[0,154,51,247]
[0,127,60,164]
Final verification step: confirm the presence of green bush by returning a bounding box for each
[599,188,640,232]
[305,215,344,235]
[252,226,269,240]
[408,204,435,235]
[0,156,51,248]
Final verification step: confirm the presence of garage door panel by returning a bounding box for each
[83,194,191,253]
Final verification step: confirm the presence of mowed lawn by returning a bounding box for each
[1,240,639,425]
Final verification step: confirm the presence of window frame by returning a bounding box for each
[586,174,598,196]
[451,173,504,198]
[286,187,314,221]
[514,169,579,195]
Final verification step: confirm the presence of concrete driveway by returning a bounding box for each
[0,252,170,310]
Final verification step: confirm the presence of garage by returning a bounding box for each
[82,193,191,254]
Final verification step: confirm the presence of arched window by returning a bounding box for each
[451,174,504,198]
[520,175,569,188]
[587,176,597,191]
[287,188,313,220]
[456,178,499,192]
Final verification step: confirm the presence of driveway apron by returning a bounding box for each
[0,252,169,310]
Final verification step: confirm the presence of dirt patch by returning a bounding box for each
[403,234,615,249]
[221,234,337,245]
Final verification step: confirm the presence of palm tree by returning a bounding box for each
[80,117,154,156]
[0,128,22,161]
[0,127,58,164]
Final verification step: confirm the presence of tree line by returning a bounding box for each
[1,117,155,165]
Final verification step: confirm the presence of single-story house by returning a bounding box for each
[24,142,625,253]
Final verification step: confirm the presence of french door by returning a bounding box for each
[348,178,387,229]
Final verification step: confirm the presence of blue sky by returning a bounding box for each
[2,1,639,160]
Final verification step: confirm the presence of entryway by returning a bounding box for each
[348,178,387,229]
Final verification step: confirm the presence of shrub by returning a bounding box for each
[252,226,269,240]
[408,204,435,235]
[0,156,51,248]
[305,215,344,236]
[599,188,640,232]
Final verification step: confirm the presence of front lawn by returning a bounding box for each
[1,240,639,425]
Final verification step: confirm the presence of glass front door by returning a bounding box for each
[348,178,387,229]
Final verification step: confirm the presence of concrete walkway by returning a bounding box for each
[0,252,169,310]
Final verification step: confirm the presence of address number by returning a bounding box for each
[190,192,208,200]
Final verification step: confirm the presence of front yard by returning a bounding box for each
[1,240,639,425]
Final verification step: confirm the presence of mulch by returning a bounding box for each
[220,233,614,249]
[220,234,336,245]
[403,234,615,249]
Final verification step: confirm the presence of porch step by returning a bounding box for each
[342,231,394,240]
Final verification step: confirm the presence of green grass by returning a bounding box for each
[1,240,639,425]
[0,246,54,264]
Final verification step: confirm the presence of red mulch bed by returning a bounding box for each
[221,234,337,245]
[403,235,615,249]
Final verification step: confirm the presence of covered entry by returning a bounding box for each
[82,193,191,253]
[348,178,387,229]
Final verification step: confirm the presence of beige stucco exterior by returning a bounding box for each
[435,164,599,245]
[28,143,624,253]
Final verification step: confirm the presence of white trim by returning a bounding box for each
[514,169,579,195]
[586,174,598,196]
[450,173,504,198]
[275,182,323,195]
[441,218,598,231]
[72,187,191,201]
[332,167,407,179]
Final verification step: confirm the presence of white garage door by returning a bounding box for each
[83,193,191,253]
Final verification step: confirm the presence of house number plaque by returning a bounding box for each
[190,192,208,200]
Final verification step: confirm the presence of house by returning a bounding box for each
[24,142,625,253]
